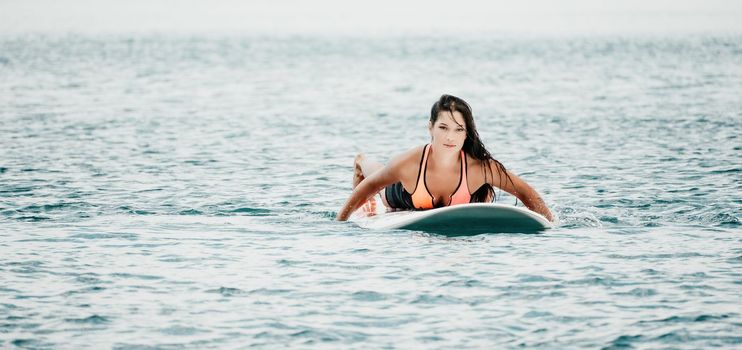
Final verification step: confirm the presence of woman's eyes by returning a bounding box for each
[439,126,465,132]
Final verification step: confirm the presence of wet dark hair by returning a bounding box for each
[430,94,515,203]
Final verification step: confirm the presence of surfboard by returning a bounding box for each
[351,201,552,235]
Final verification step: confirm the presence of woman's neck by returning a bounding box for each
[428,144,460,169]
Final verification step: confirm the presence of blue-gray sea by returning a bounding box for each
[1,34,741,349]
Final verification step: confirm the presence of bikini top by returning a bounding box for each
[409,144,471,209]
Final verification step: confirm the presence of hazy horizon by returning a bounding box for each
[2,0,742,36]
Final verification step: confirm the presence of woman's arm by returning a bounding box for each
[488,161,554,222]
[336,162,400,221]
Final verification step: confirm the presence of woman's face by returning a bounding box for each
[429,110,467,152]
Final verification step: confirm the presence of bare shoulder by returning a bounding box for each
[464,154,488,184]
[387,145,427,186]
[464,154,511,187]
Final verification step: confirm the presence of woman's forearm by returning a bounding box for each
[336,195,361,221]
[336,179,381,221]
[521,193,553,222]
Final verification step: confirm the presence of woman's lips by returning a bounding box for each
[444,144,456,148]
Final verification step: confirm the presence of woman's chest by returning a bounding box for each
[424,171,462,199]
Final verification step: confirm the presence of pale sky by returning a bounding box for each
[1,0,741,35]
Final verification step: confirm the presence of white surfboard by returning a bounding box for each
[351,202,552,235]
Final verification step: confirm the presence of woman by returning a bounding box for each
[336,94,553,222]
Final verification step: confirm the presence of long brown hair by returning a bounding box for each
[430,94,514,203]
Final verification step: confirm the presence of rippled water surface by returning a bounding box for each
[1,34,741,348]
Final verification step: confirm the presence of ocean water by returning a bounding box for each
[1,34,741,348]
